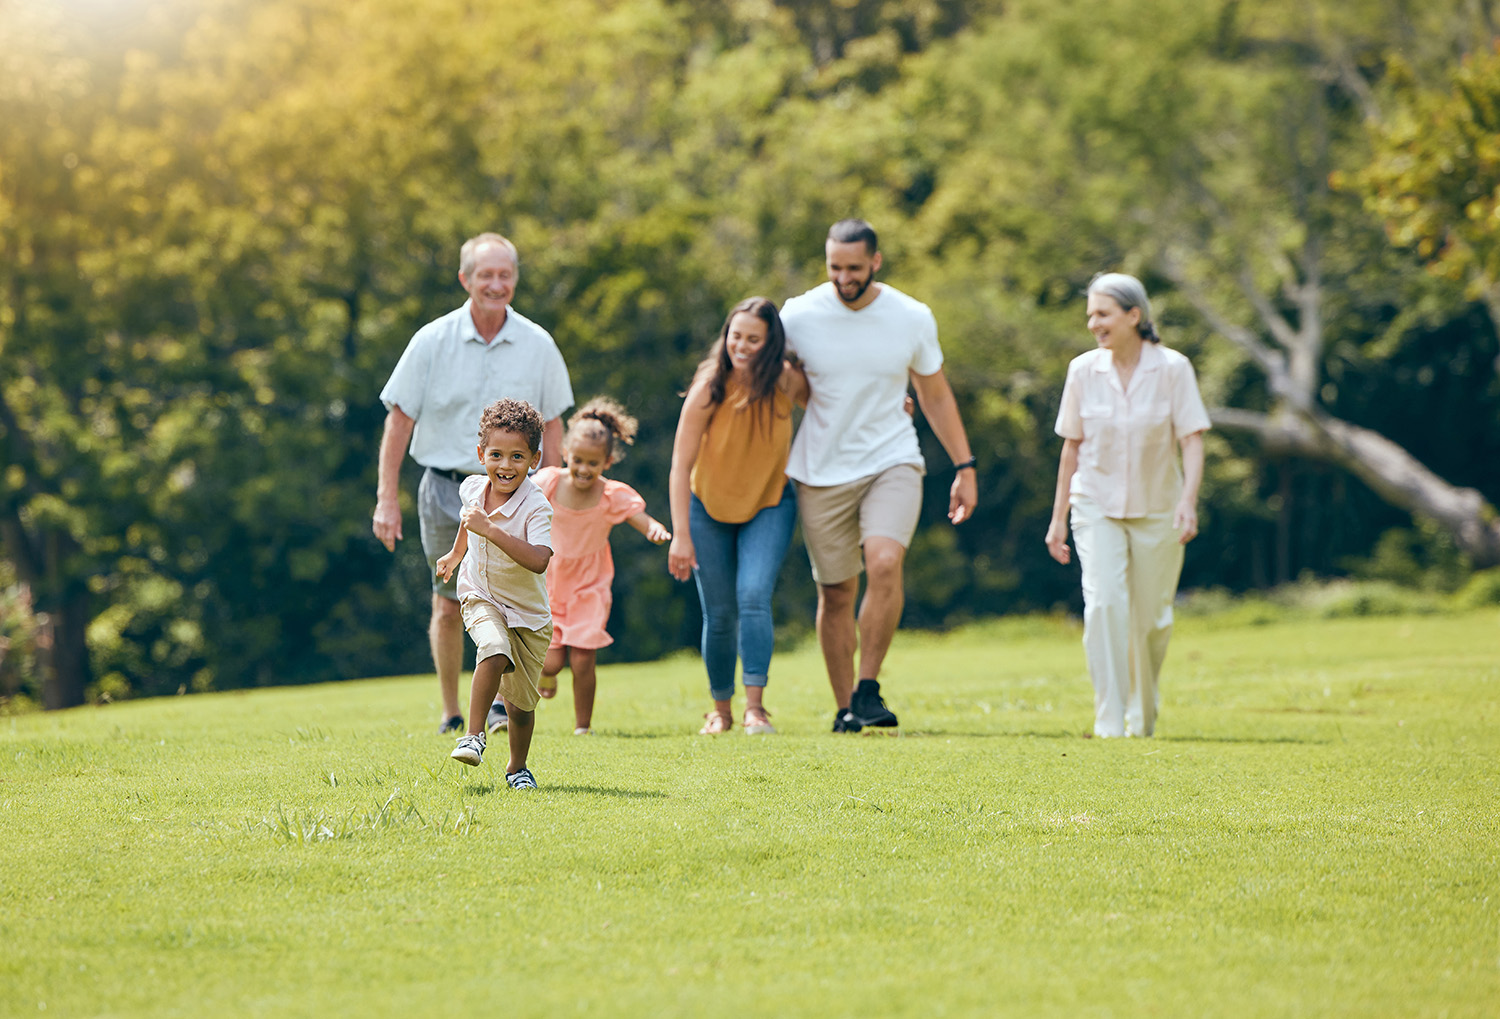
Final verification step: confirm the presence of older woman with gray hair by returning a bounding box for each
[1044,273,1211,738]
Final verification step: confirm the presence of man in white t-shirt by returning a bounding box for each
[781,219,978,732]
[373,233,573,735]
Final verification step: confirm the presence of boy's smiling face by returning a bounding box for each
[477,427,540,499]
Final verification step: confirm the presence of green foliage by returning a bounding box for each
[2,612,1498,1016]
[1454,565,1500,607]
[4,0,1499,703]
[1352,41,1500,300]
[1344,519,1472,592]
[0,560,40,710]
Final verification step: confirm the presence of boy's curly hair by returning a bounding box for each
[478,398,544,454]
[565,396,638,463]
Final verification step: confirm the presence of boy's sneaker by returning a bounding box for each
[506,768,537,790]
[847,680,899,728]
[450,732,486,766]
[486,702,509,733]
[832,708,862,733]
[438,714,464,735]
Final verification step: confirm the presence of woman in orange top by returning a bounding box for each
[668,297,809,735]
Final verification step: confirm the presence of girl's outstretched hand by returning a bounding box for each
[667,534,696,581]
[644,519,672,544]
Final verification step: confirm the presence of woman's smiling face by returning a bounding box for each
[725,312,769,374]
[1086,292,1140,349]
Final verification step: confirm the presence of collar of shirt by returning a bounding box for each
[484,476,538,520]
[1091,341,1163,395]
[459,299,519,347]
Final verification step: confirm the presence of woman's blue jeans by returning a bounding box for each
[689,485,797,701]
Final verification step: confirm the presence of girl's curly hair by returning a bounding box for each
[478,398,544,454]
[565,396,638,463]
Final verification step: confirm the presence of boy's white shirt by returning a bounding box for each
[781,282,944,487]
[455,474,553,630]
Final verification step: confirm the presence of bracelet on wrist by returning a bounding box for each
[953,456,977,472]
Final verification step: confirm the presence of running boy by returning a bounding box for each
[435,398,553,789]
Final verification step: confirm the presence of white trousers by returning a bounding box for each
[1070,496,1184,737]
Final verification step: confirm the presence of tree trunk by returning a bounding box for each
[41,584,91,710]
[1212,406,1500,567]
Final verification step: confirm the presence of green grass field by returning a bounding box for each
[3,610,1497,1017]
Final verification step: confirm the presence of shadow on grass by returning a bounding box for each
[545,784,669,799]
[901,728,1332,745]
[458,782,665,799]
[1156,733,1332,745]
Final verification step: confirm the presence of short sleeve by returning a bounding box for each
[1055,360,1085,440]
[537,341,575,423]
[533,466,564,501]
[458,474,487,508]
[779,294,810,358]
[379,327,435,419]
[525,501,553,550]
[602,480,647,525]
[909,305,944,377]
[1170,356,1212,438]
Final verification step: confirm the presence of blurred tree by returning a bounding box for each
[4,0,1498,707]
[1352,41,1500,370]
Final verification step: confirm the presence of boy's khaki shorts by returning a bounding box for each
[459,598,551,712]
[795,463,924,586]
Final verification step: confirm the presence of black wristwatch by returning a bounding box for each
[954,456,977,472]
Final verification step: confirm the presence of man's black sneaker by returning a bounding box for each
[438,714,465,735]
[832,708,862,733]
[847,680,899,728]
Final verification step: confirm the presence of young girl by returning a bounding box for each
[667,297,808,735]
[533,398,670,734]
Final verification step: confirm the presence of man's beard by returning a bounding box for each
[835,271,874,305]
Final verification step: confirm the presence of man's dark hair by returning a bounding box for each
[827,218,878,255]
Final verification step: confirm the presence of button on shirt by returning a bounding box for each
[380,301,574,472]
[1054,344,1211,518]
[454,474,553,631]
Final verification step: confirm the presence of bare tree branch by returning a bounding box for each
[1210,405,1500,565]
[1237,266,1303,352]
[1159,257,1280,369]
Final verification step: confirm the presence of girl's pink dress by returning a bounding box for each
[534,467,646,650]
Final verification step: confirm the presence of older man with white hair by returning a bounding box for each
[373,232,573,734]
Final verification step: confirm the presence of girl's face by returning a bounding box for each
[563,436,611,490]
[478,428,540,497]
[725,312,769,374]
[1086,293,1141,350]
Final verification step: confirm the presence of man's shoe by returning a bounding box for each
[438,714,464,735]
[450,732,486,766]
[506,767,537,790]
[832,708,862,733]
[486,702,509,733]
[848,680,899,728]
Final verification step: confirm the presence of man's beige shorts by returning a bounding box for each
[795,463,925,586]
[459,598,552,712]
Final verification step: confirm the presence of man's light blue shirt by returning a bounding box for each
[380,300,574,471]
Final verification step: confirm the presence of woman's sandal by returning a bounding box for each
[742,708,776,736]
[698,710,733,735]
